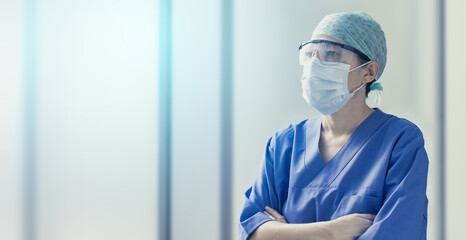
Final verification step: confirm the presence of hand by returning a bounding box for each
[327,213,375,240]
[263,206,288,223]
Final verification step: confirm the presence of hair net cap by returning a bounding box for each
[312,12,387,84]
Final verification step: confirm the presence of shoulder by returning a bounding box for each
[269,116,318,147]
[378,111,428,162]
[382,112,425,142]
[264,118,316,174]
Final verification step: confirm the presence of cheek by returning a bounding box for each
[349,57,362,69]
[346,72,362,91]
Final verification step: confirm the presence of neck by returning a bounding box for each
[321,94,374,136]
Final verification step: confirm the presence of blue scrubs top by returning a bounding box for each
[239,109,428,240]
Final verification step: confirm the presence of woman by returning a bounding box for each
[239,12,428,240]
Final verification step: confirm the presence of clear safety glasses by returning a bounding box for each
[298,39,370,66]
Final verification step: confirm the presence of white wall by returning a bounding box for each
[232,1,441,239]
[446,0,466,239]
[0,0,23,239]
[25,0,158,239]
[171,0,222,239]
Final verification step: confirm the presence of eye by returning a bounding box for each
[305,50,315,58]
[326,51,339,57]
[325,51,341,61]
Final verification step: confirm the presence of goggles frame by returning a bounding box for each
[299,39,371,62]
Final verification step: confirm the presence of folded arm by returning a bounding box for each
[250,206,374,240]
[248,220,332,240]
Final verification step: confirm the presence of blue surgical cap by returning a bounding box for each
[312,12,387,93]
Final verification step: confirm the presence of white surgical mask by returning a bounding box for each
[301,57,370,115]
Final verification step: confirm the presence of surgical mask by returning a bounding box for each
[301,57,370,115]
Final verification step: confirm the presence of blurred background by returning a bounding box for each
[1,0,465,239]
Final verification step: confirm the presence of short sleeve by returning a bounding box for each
[238,135,282,240]
[358,124,429,239]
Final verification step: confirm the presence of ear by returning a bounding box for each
[363,61,379,84]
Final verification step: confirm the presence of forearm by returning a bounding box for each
[248,220,332,240]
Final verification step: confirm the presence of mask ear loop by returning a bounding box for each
[348,61,371,94]
[350,82,366,94]
[349,61,371,72]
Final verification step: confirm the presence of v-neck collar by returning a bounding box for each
[303,108,392,188]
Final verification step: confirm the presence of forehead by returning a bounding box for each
[310,34,344,44]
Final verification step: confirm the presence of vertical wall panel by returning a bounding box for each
[158,0,171,239]
[414,0,443,238]
[446,0,466,239]
[171,0,221,239]
[34,0,159,239]
[220,0,233,239]
[0,0,23,240]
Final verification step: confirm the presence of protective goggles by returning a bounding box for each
[298,39,370,66]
